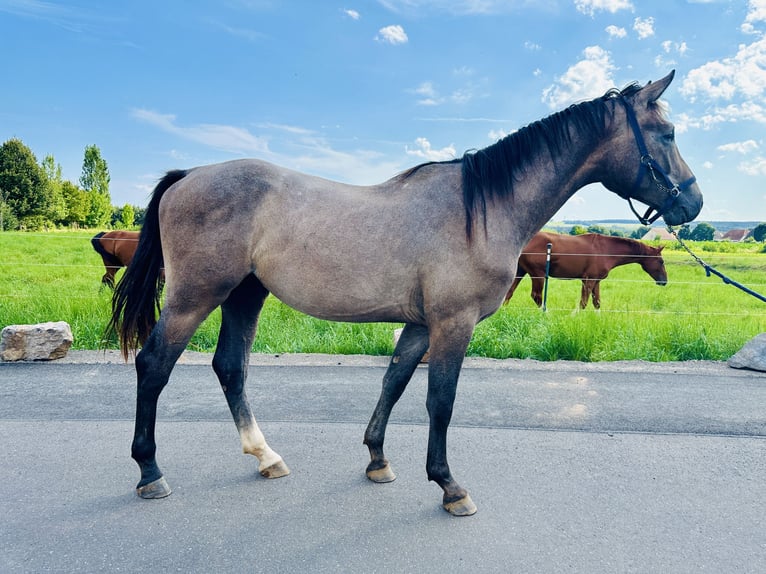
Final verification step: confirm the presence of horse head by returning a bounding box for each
[601,71,703,227]
[641,245,668,286]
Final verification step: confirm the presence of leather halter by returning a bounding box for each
[619,97,697,226]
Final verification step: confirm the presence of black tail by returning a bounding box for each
[91,231,122,268]
[107,170,188,359]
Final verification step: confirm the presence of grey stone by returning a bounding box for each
[727,332,766,372]
[0,321,73,361]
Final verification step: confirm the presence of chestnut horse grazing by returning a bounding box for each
[91,231,140,288]
[109,72,702,516]
[506,232,667,309]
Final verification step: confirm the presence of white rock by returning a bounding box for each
[0,321,73,361]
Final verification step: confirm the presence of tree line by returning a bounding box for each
[568,222,766,242]
[0,138,145,231]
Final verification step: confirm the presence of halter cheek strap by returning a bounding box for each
[620,97,697,226]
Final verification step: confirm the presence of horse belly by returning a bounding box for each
[262,271,416,323]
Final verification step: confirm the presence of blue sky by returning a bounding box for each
[2,0,765,222]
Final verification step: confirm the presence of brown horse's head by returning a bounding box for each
[640,245,667,286]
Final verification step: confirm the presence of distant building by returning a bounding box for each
[640,227,676,241]
[720,229,752,242]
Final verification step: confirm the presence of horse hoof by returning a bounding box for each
[443,494,477,516]
[260,460,290,479]
[136,477,172,499]
[366,462,396,483]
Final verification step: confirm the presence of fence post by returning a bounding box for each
[543,242,552,312]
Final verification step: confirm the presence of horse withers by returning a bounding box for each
[506,232,667,309]
[109,71,702,516]
[91,230,140,288]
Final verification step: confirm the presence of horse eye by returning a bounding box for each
[663,131,675,143]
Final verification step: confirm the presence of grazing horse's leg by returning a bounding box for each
[580,279,599,309]
[504,270,526,303]
[424,315,477,516]
[592,280,601,309]
[132,305,212,498]
[364,323,429,483]
[579,280,590,309]
[212,274,289,479]
[530,276,544,307]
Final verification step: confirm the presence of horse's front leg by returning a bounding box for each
[364,323,429,483]
[425,318,477,516]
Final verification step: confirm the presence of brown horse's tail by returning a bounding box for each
[91,231,121,267]
[107,170,188,359]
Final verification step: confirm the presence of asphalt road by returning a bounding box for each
[1,352,765,573]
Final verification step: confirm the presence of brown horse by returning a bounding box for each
[109,72,701,516]
[91,231,140,288]
[506,232,667,309]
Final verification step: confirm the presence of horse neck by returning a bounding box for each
[500,113,616,245]
[601,237,650,267]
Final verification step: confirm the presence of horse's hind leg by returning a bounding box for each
[364,323,429,483]
[132,304,214,498]
[212,274,289,479]
[592,281,601,309]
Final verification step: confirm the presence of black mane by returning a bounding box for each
[407,82,642,240]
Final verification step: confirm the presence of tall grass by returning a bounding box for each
[1,231,765,361]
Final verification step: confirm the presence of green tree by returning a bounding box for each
[80,144,111,227]
[752,223,766,242]
[569,225,587,235]
[630,226,650,239]
[587,224,608,235]
[120,203,135,228]
[61,181,89,227]
[689,222,715,241]
[677,224,692,240]
[0,138,47,229]
[40,154,67,225]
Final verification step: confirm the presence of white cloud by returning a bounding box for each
[633,16,654,39]
[575,0,633,16]
[739,156,766,175]
[411,81,443,105]
[376,24,408,44]
[488,128,512,141]
[344,8,360,20]
[541,45,615,109]
[742,0,766,34]
[681,34,766,104]
[605,25,627,38]
[717,140,759,154]
[405,137,457,161]
[131,109,270,155]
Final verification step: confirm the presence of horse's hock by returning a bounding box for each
[0,321,73,361]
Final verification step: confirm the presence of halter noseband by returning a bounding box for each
[619,97,696,226]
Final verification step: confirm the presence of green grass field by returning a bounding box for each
[1,230,765,361]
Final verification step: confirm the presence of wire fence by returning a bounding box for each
[2,232,766,316]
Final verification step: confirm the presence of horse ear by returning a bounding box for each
[637,70,675,105]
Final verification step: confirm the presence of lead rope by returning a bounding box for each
[667,226,766,303]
